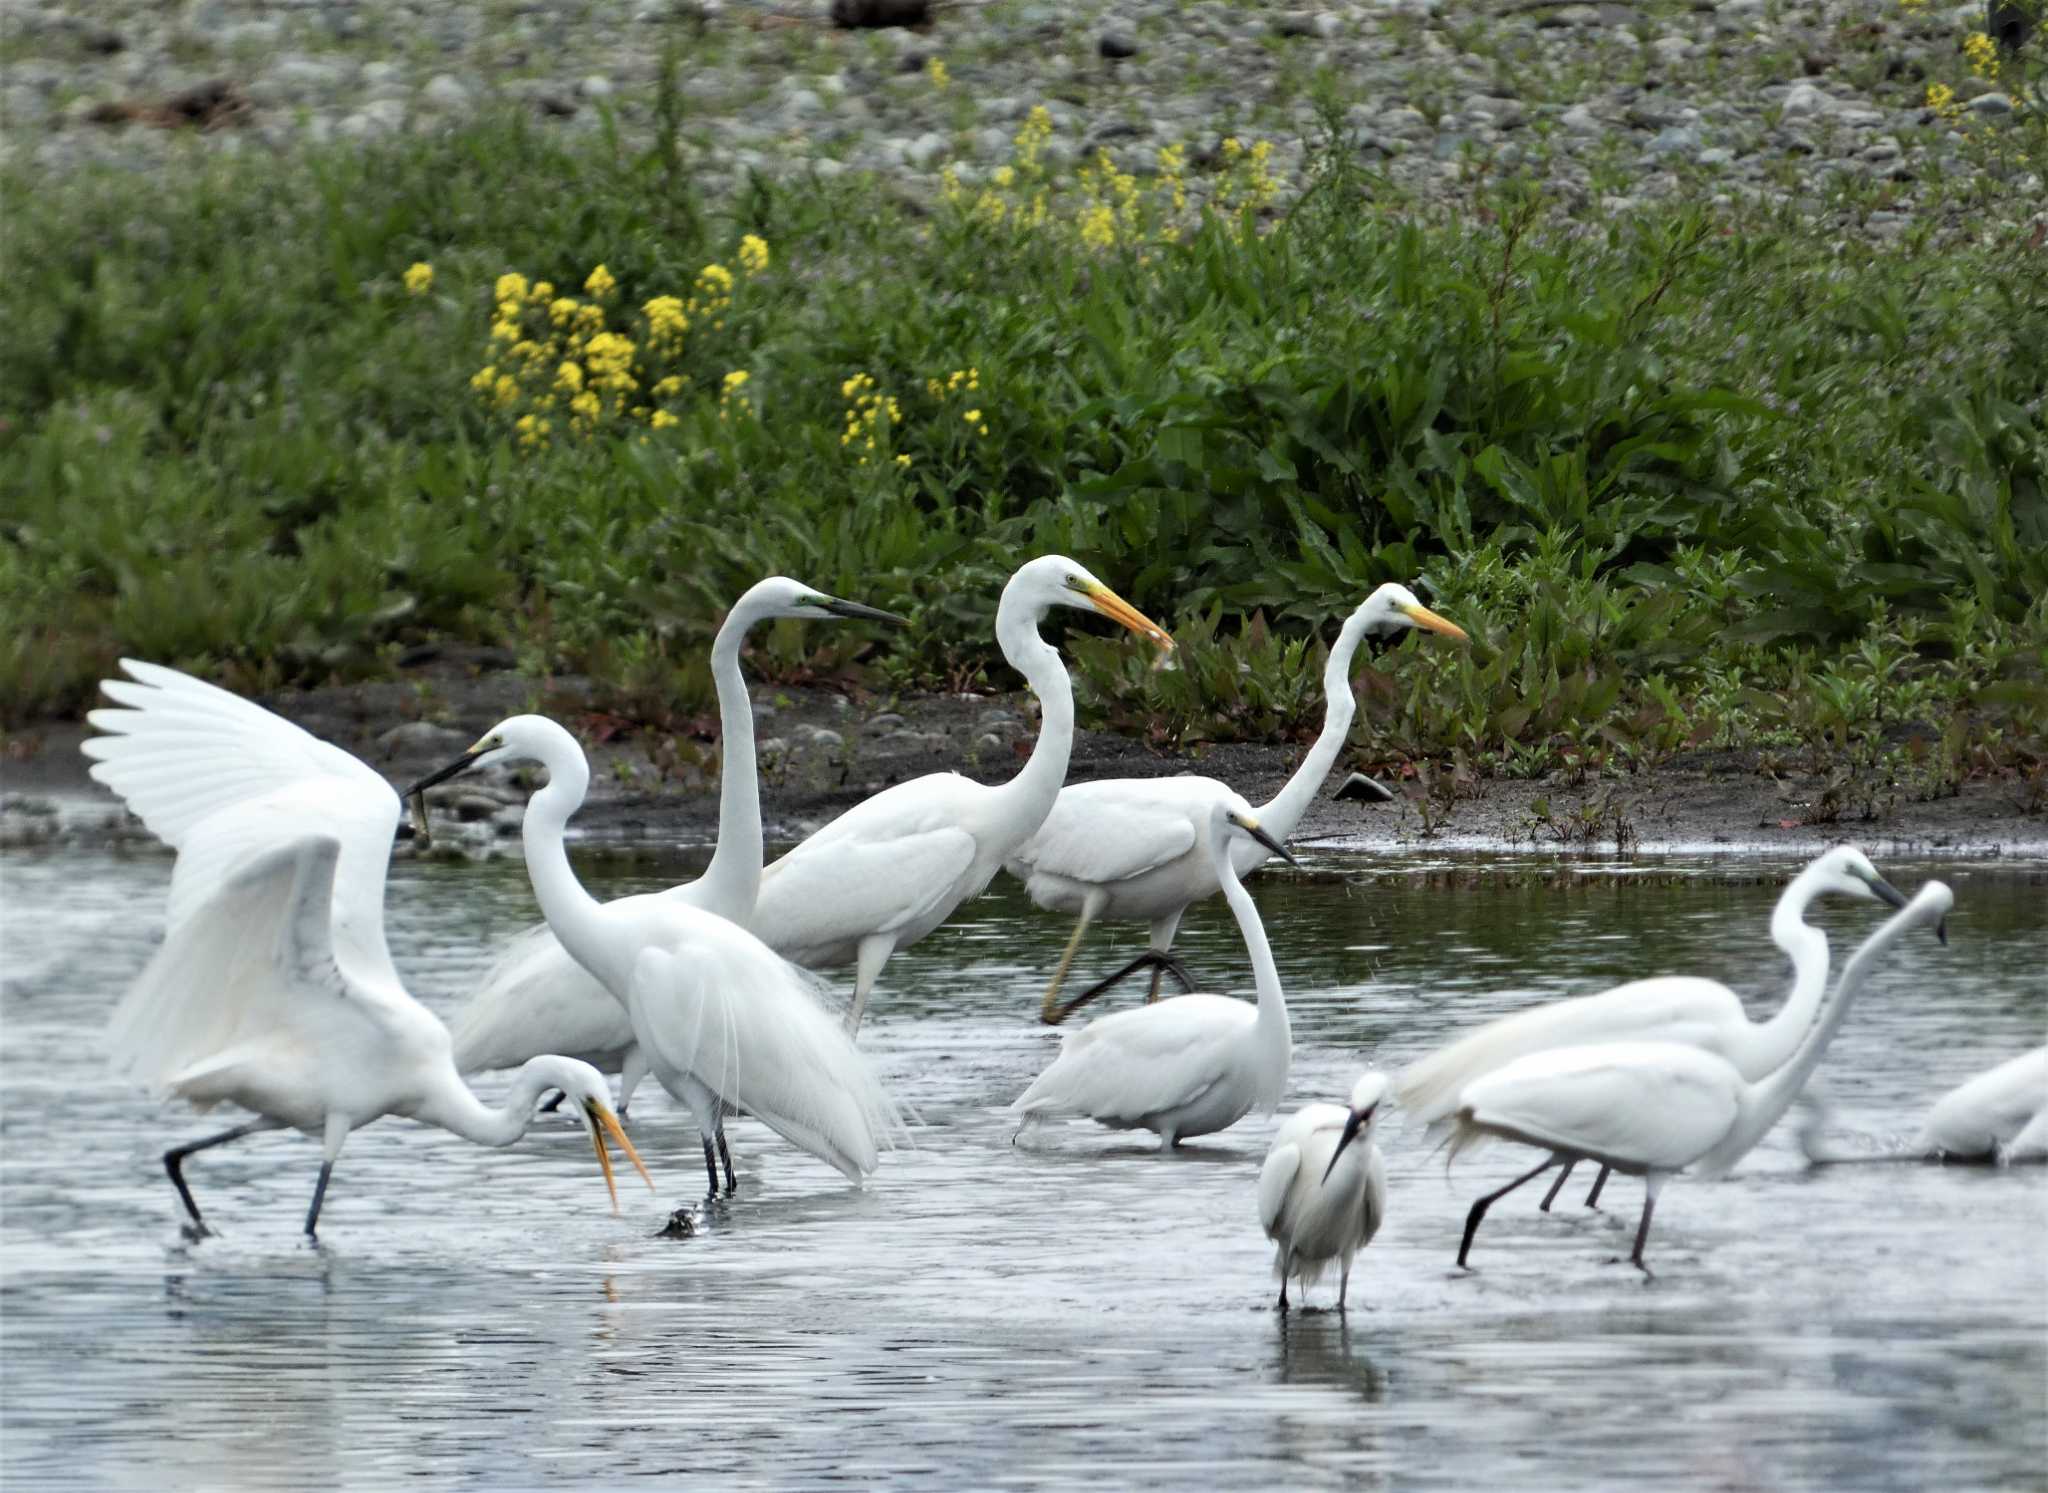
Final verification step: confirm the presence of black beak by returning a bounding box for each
[1321,1109,1366,1184]
[821,597,910,626]
[404,750,481,797]
[1869,876,1908,911]
[1243,820,1299,869]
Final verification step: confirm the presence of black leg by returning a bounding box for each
[701,1138,721,1198]
[303,1160,335,1239]
[1627,1192,1658,1277]
[1278,1276,1290,1312]
[1584,1165,1611,1210]
[1049,951,1197,1024]
[538,1090,566,1115]
[1458,1156,1564,1269]
[1539,1158,1578,1213]
[717,1133,737,1195]
[163,1122,267,1236]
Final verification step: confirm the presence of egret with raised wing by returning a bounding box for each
[82,661,651,1240]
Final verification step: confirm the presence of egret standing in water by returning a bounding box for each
[1397,845,1914,1212]
[750,555,1173,1032]
[1797,1046,2047,1164]
[1258,1074,1390,1311]
[444,578,904,1110]
[1010,803,1295,1148]
[82,661,650,1240]
[1446,881,1953,1275]
[408,715,900,1198]
[1007,583,1466,1024]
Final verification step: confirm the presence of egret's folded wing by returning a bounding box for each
[754,824,978,955]
[1457,1042,1739,1173]
[452,921,634,1073]
[1010,782,1201,884]
[1012,995,1244,1124]
[1256,1141,1302,1237]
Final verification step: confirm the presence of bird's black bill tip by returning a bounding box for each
[1934,917,1949,947]
[402,751,480,798]
[1245,821,1300,869]
[823,597,911,626]
[1870,875,1909,911]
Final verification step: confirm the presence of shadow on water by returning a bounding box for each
[2,844,2043,1487]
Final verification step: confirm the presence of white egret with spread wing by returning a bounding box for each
[1257,1073,1390,1311]
[1446,880,1953,1274]
[1010,802,1295,1147]
[1007,583,1466,1024]
[444,578,904,1110]
[408,714,900,1198]
[751,555,1173,1032]
[82,661,650,1239]
[1397,845,1915,1211]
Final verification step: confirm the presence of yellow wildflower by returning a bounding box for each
[698,263,735,294]
[1926,81,1961,119]
[895,453,912,468]
[927,57,950,89]
[495,273,530,305]
[469,365,497,392]
[554,361,584,394]
[651,409,679,429]
[403,261,433,294]
[1963,30,1999,79]
[644,295,689,340]
[993,165,1016,189]
[723,369,750,392]
[531,281,555,300]
[653,374,686,397]
[490,318,520,343]
[548,296,581,326]
[575,304,605,332]
[738,234,771,275]
[585,264,617,297]
[963,408,982,424]
[570,391,601,419]
[1078,202,1117,249]
[493,374,519,407]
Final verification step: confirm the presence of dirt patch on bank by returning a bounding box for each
[5,651,2043,857]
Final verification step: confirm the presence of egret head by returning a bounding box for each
[533,1057,655,1214]
[1322,1071,1389,1183]
[1210,801,1298,867]
[1004,555,1175,658]
[1353,582,1468,643]
[1807,845,1910,911]
[403,714,576,796]
[737,576,909,627]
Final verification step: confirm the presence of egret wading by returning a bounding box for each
[409,715,901,1199]
[750,555,1174,1033]
[1446,881,1953,1275]
[1796,1046,2047,1164]
[1010,803,1295,1148]
[1007,583,1466,1024]
[1397,846,1915,1214]
[443,578,904,1111]
[1258,1074,1390,1311]
[82,662,650,1240]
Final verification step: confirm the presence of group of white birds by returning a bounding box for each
[83,554,2040,1306]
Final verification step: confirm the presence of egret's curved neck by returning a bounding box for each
[519,733,619,991]
[1259,611,1368,838]
[990,590,1074,830]
[1720,899,1930,1168]
[1211,834,1291,1100]
[1749,867,1833,1067]
[413,1059,570,1147]
[693,600,765,920]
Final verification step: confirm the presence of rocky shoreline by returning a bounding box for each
[6,0,2041,236]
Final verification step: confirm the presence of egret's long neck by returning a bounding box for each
[519,736,621,993]
[990,591,1074,832]
[413,1061,563,1147]
[1750,867,1831,1070]
[1719,896,1933,1168]
[1212,835,1291,1105]
[692,602,764,920]
[1258,611,1367,838]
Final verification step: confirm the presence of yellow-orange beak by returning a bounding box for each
[1399,601,1468,642]
[586,1102,654,1213]
[1084,582,1176,657]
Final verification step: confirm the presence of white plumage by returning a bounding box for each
[1010,801,1293,1147]
[1257,1073,1389,1310]
[83,661,649,1239]
[1445,881,1953,1274]
[1006,583,1466,1023]
[1797,1046,2048,1165]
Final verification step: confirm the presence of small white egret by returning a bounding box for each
[1009,802,1295,1147]
[1446,880,1953,1275]
[751,555,1173,1032]
[82,661,651,1239]
[1257,1073,1390,1311]
[443,578,904,1109]
[407,715,900,1198]
[1007,583,1467,1024]
[1397,845,1914,1211]
[1796,1046,2048,1164]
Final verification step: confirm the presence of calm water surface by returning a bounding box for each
[3,841,2043,1490]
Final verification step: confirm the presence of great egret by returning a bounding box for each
[1009,803,1295,1147]
[81,661,651,1239]
[1257,1073,1389,1311]
[1796,1046,2048,1164]
[1396,845,1913,1211]
[2004,1104,2048,1164]
[751,555,1173,1032]
[1446,880,1953,1275]
[443,579,904,1110]
[1006,583,1467,1024]
[407,714,900,1198]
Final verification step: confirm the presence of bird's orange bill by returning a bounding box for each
[1084,583,1176,659]
[1398,601,1468,642]
[587,1103,654,1213]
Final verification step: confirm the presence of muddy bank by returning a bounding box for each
[5,657,2043,857]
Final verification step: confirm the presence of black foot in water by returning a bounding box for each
[717,1135,738,1196]
[538,1090,566,1115]
[1603,1255,1656,1280]
[178,1220,214,1245]
[659,1208,698,1239]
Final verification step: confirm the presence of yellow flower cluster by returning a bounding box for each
[1926,81,1962,121]
[927,57,950,90]
[403,261,434,294]
[1962,30,1999,80]
[467,241,772,452]
[840,372,901,464]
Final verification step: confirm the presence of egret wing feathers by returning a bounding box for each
[451,920,635,1072]
[756,823,979,960]
[1008,783,1203,885]
[1450,1042,1740,1173]
[1256,1140,1303,1238]
[1011,994,1252,1124]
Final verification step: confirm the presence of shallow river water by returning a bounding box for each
[2,840,2043,1490]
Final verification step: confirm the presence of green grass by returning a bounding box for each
[2,104,2044,803]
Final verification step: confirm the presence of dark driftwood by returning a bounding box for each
[830,0,932,28]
